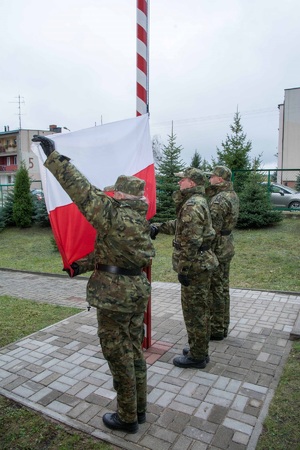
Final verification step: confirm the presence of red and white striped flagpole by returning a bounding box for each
[136,0,149,116]
[137,0,151,349]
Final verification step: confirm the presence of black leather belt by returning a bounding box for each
[220,230,231,236]
[95,263,142,276]
[199,244,210,252]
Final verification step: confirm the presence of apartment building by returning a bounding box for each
[0,125,61,188]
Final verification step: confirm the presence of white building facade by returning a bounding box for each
[277,87,300,186]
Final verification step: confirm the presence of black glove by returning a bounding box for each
[63,262,80,278]
[178,273,190,287]
[32,135,56,157]
[150,225,159,240]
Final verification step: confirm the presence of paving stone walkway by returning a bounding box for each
[0,269,299,450]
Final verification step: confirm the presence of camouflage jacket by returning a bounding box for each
[154,186,218,275]
[45,151,155,313]
[206,181,239,262]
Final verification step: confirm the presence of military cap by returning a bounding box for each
[174,167,206,185]
[213,166,232,181]
[103,185,115,192]
[109,175,145,196]
[209,165,232,181]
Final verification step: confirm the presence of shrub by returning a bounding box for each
[32,197,50,227]
[1,191,15,227]
[237,174,283,229]
[12,162,33,228]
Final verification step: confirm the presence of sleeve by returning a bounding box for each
[177,203,206,274]
[153,219,177,235]
[209,196,228,233]
[44,150,113,231]
[74,252,95,274]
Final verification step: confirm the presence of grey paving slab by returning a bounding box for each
[0,269,300,449]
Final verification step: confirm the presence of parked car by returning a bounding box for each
[31,189,44,201]
[262,182,300,209]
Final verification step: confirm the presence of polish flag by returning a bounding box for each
[32,114,156,271]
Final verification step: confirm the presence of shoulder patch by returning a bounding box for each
[185,198,196,206]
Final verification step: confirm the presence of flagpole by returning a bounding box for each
[137,0,151,349]
[136,0,149,116]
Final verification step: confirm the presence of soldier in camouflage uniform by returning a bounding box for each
[206,166,239,340]
[32,135,155,434]
[152,168,218,369]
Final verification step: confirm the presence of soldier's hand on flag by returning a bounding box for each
[63,262,80,278]
[32,135,56,157]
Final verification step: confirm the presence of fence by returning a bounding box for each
[0,181,42,208]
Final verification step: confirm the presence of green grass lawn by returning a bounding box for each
[1,217,300,292]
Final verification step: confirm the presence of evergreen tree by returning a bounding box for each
[236,172,283,229]
[190,150,212,171]
[32,196,50,227]
[0,208,4,230]
[154,126,185,221]
[12,161,33,228]
[1,191,15,227]
[216,110,252,192]
[190,150,201,168]
[295,171,300,191]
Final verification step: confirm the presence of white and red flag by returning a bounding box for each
[32,114,156,270]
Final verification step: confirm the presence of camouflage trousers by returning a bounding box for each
[97,308,147,423]
[181,270,212,360]
[210,260,231,335]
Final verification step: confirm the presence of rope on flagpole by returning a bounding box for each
[136,0,149,116]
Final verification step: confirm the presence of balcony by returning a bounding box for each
[0,145,17,155]
[0,164,18,172]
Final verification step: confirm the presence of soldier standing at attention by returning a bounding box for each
[32,135,155,434]
[151,168,218,369]
[206,166,239,340]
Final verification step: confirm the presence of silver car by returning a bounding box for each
[264,182,300,209]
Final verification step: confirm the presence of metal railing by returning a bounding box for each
[0,181,42,208]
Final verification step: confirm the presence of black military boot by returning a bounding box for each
[182,347,210,363]
[102,413,138,433]
[210,333,224,341]
[137,412,146,424]
[173,355,206,369]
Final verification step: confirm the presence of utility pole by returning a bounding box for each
[10,95,25,129]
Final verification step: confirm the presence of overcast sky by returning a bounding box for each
[1,0,300,168]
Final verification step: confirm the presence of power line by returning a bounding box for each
[151,107,279,129]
